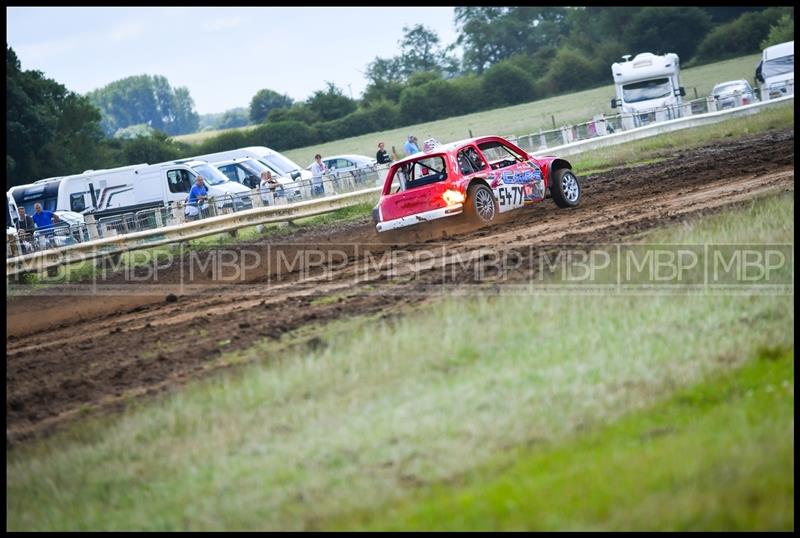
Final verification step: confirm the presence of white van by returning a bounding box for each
[9,160,252,219]
[610,52,686,127]
[756,40,794,101]
[181,146,313,183]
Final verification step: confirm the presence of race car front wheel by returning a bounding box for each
[551,168,582,208]
[465,183,498,225]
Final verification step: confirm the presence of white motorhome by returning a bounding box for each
[9,160,252,220]
[756,40,794,101]
[182,146,313,183]
[610,52,686,127]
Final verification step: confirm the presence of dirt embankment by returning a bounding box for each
[6,129,795,444]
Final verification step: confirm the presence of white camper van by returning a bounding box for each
[9,160,252,220]
[182,146,313,183]
[610,52,686,127]
[756,40,794,101]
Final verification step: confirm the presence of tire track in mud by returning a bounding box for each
[6,129,794,443]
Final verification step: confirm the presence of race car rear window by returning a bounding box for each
[388,156,448,192]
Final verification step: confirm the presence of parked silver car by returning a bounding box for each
[306,154,377,182]
[711,80,757,109]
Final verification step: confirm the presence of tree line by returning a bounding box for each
[6,6,793,187]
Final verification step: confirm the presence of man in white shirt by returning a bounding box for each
[310,154,327,196]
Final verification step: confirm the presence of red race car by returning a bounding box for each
[373,135,581,233]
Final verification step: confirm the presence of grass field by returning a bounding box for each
[6,189,794,530]
[174,54,762,166]
[339,346,794,531]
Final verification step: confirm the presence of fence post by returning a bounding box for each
[560,126,570,145]
[539,130,547,150]
[84,214,100,241]
[707,96,717,113]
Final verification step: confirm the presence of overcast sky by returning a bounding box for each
[6,6,459,115]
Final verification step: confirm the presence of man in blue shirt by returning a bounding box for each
[32,203,55,230]
[186,175,209,219]
[403,135,419,157]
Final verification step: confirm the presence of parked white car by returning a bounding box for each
[711,80,757,109]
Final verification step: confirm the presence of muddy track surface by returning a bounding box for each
[6,129,795,444]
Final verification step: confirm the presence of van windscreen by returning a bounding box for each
[190,163,230,185]
[622,78,671,103]
[263,154,302,175]
[763,55,794,79]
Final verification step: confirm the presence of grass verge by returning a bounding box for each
[6,189,793,530]
[337,345,793,531]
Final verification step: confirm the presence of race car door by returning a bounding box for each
[476,139,545,213]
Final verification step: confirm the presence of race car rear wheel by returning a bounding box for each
[465,183,498,225]
[550,168,581,208]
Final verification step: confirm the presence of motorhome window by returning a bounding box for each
[763,55,794,79]
[391,156,447,192]
[70,193,86,212]
[622,78,672,103]
[189,163,230,186]
[262,154,302,175]
[477,141,522,170]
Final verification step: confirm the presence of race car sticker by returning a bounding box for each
[497,184,524,212]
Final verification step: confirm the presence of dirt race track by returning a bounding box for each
[6,129,795,444]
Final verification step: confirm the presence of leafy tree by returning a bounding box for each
[87,74,199,136]
[761,13,794,49]
[406,71,443,87]
[121,130,188,164]
[250,120,318,151]
[448,75,485,115]
[306,82,357,122]
[541,47,601,95]
[267,103,319,124]
[622,7,712,61]
[399,79,464,124]
[481,61,536,107]
[455,7,570,74]
[6,45,106,185]
[195,129,253,155]
[694,7,791,63]
[249,88,294,123]
[395,24,460,79]
[113,123,156,139]
[217,107,251,130]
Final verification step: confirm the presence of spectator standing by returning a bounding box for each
[376,142,392,164]
[31,202,55,230]
[185,175,209,219]
[16,207,35,239]
[310,154,327,196]
[259,171,282,206]
[403,135,420,156]
[15,206,35,252]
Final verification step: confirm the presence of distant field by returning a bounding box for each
[175,54,761,165]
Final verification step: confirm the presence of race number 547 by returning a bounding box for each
[498,185,523,207]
